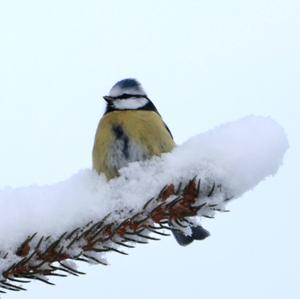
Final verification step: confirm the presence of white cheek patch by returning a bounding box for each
[113,98,148,110]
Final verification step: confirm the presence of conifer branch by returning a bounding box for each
[0,178,231,293]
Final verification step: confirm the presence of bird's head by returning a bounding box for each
[103,78,150,110]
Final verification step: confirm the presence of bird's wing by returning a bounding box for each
[164,122,174,140]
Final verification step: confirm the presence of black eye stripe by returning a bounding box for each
[112,94,147,100]
[104,96,159,115]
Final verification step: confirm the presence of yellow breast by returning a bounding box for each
[92,110,176,179]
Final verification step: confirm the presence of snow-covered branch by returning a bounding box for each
[0,116,288,293]
[0,179,228,293]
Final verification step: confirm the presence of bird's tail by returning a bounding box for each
[170,223,210,246]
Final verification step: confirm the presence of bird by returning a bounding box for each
[92,78,209,246]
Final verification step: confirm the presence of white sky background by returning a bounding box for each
[0,0,299,298]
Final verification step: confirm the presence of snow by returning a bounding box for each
[0,116,288,257]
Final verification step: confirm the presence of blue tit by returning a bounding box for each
[92,78,209,246]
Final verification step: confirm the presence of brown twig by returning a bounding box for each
[0,178,232,293]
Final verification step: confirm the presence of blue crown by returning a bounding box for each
[109,78,146,97]
[114,78,140,89]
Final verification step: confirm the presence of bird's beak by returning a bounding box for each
[103,96,113,103]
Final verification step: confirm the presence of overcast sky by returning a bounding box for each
[0,1,299,298]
